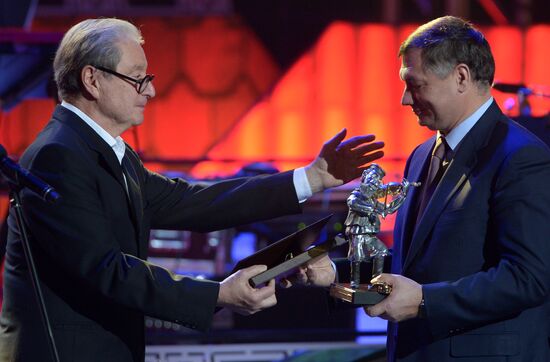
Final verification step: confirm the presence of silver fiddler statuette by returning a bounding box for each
[344,164,420,289]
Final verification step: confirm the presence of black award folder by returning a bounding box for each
[232,214,348,287]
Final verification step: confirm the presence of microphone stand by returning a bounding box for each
[8,189,60,362]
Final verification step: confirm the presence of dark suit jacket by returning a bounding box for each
[390,101,550,361]
[0,106,302,361]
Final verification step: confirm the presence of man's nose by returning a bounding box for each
[143,81,156,98]
[401,88,413,106]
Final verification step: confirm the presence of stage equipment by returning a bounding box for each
[0,144,61,362]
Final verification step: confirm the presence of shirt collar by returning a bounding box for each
[438,97,494,152]
[61,101,126,164]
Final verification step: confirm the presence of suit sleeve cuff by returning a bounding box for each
[293,167,313,203]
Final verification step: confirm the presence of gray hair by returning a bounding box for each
[399,16,495,89]
[53,18,143,100]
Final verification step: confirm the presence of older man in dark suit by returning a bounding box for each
[0,18,384,361]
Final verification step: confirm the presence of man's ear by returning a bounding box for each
[81,65,100,99]
[455,63,471,93]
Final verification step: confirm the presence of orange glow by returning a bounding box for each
[204,22,550,180]
[4,19,550,182]
[358,24,400,161]
[316,22,355,142]
[485,26,523,117]
[525,26,550,117]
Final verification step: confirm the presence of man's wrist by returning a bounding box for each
[304,163,323,194]
[293,167,313,202]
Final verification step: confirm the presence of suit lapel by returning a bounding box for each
[122,153,146,258]
[403,155,473,270]
[393,140,433,271]
[53,105,145,255]
[402,101,501,272]
[53,106,127,191]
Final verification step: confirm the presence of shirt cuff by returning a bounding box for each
[293,167,313,203]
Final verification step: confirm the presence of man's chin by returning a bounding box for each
[418,117,436,131]
[132,116,145,127]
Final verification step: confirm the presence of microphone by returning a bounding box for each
[0,145,61,204]
[493,82,532,95]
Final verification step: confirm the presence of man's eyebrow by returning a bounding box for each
[399,68,410,81]
[400,70,420,84]
[129,64,147,73]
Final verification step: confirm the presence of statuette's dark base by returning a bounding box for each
[330,282,391,305]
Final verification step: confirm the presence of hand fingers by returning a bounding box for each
[323,128,347,149]
[258,293,277,311]
[364,300,387,318]
[354,150,385,165]
[363,307,392,322]
[280,258,334,288]
[364,305,375,317]
[305,253,330,267]
[337,134,377,151]
[305,256,336,287]
[239,279,276,316]
[294,267,309,284]
[258,279,277,309]
[284,267,310,286]
[239,264,268,278]
[363,274,395,317]
[370,273,393,285]
[251,277,276,299]
[279,278,292,288]
[254,279,277,310]
[350,141,385,155]
[354,150,385,169]
[304,268,328,287]
[358,150,385,164]
[246,292,277,315]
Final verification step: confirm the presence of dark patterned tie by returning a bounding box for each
[416,135,448,220]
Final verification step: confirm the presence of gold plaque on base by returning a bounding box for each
[330,282,391,305]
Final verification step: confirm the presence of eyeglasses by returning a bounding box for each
[94,65,155,94]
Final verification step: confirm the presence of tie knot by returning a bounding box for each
[432,136,447,161]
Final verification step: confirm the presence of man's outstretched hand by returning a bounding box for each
[305,129,384,193]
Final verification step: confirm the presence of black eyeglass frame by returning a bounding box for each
[93,65,155,94]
